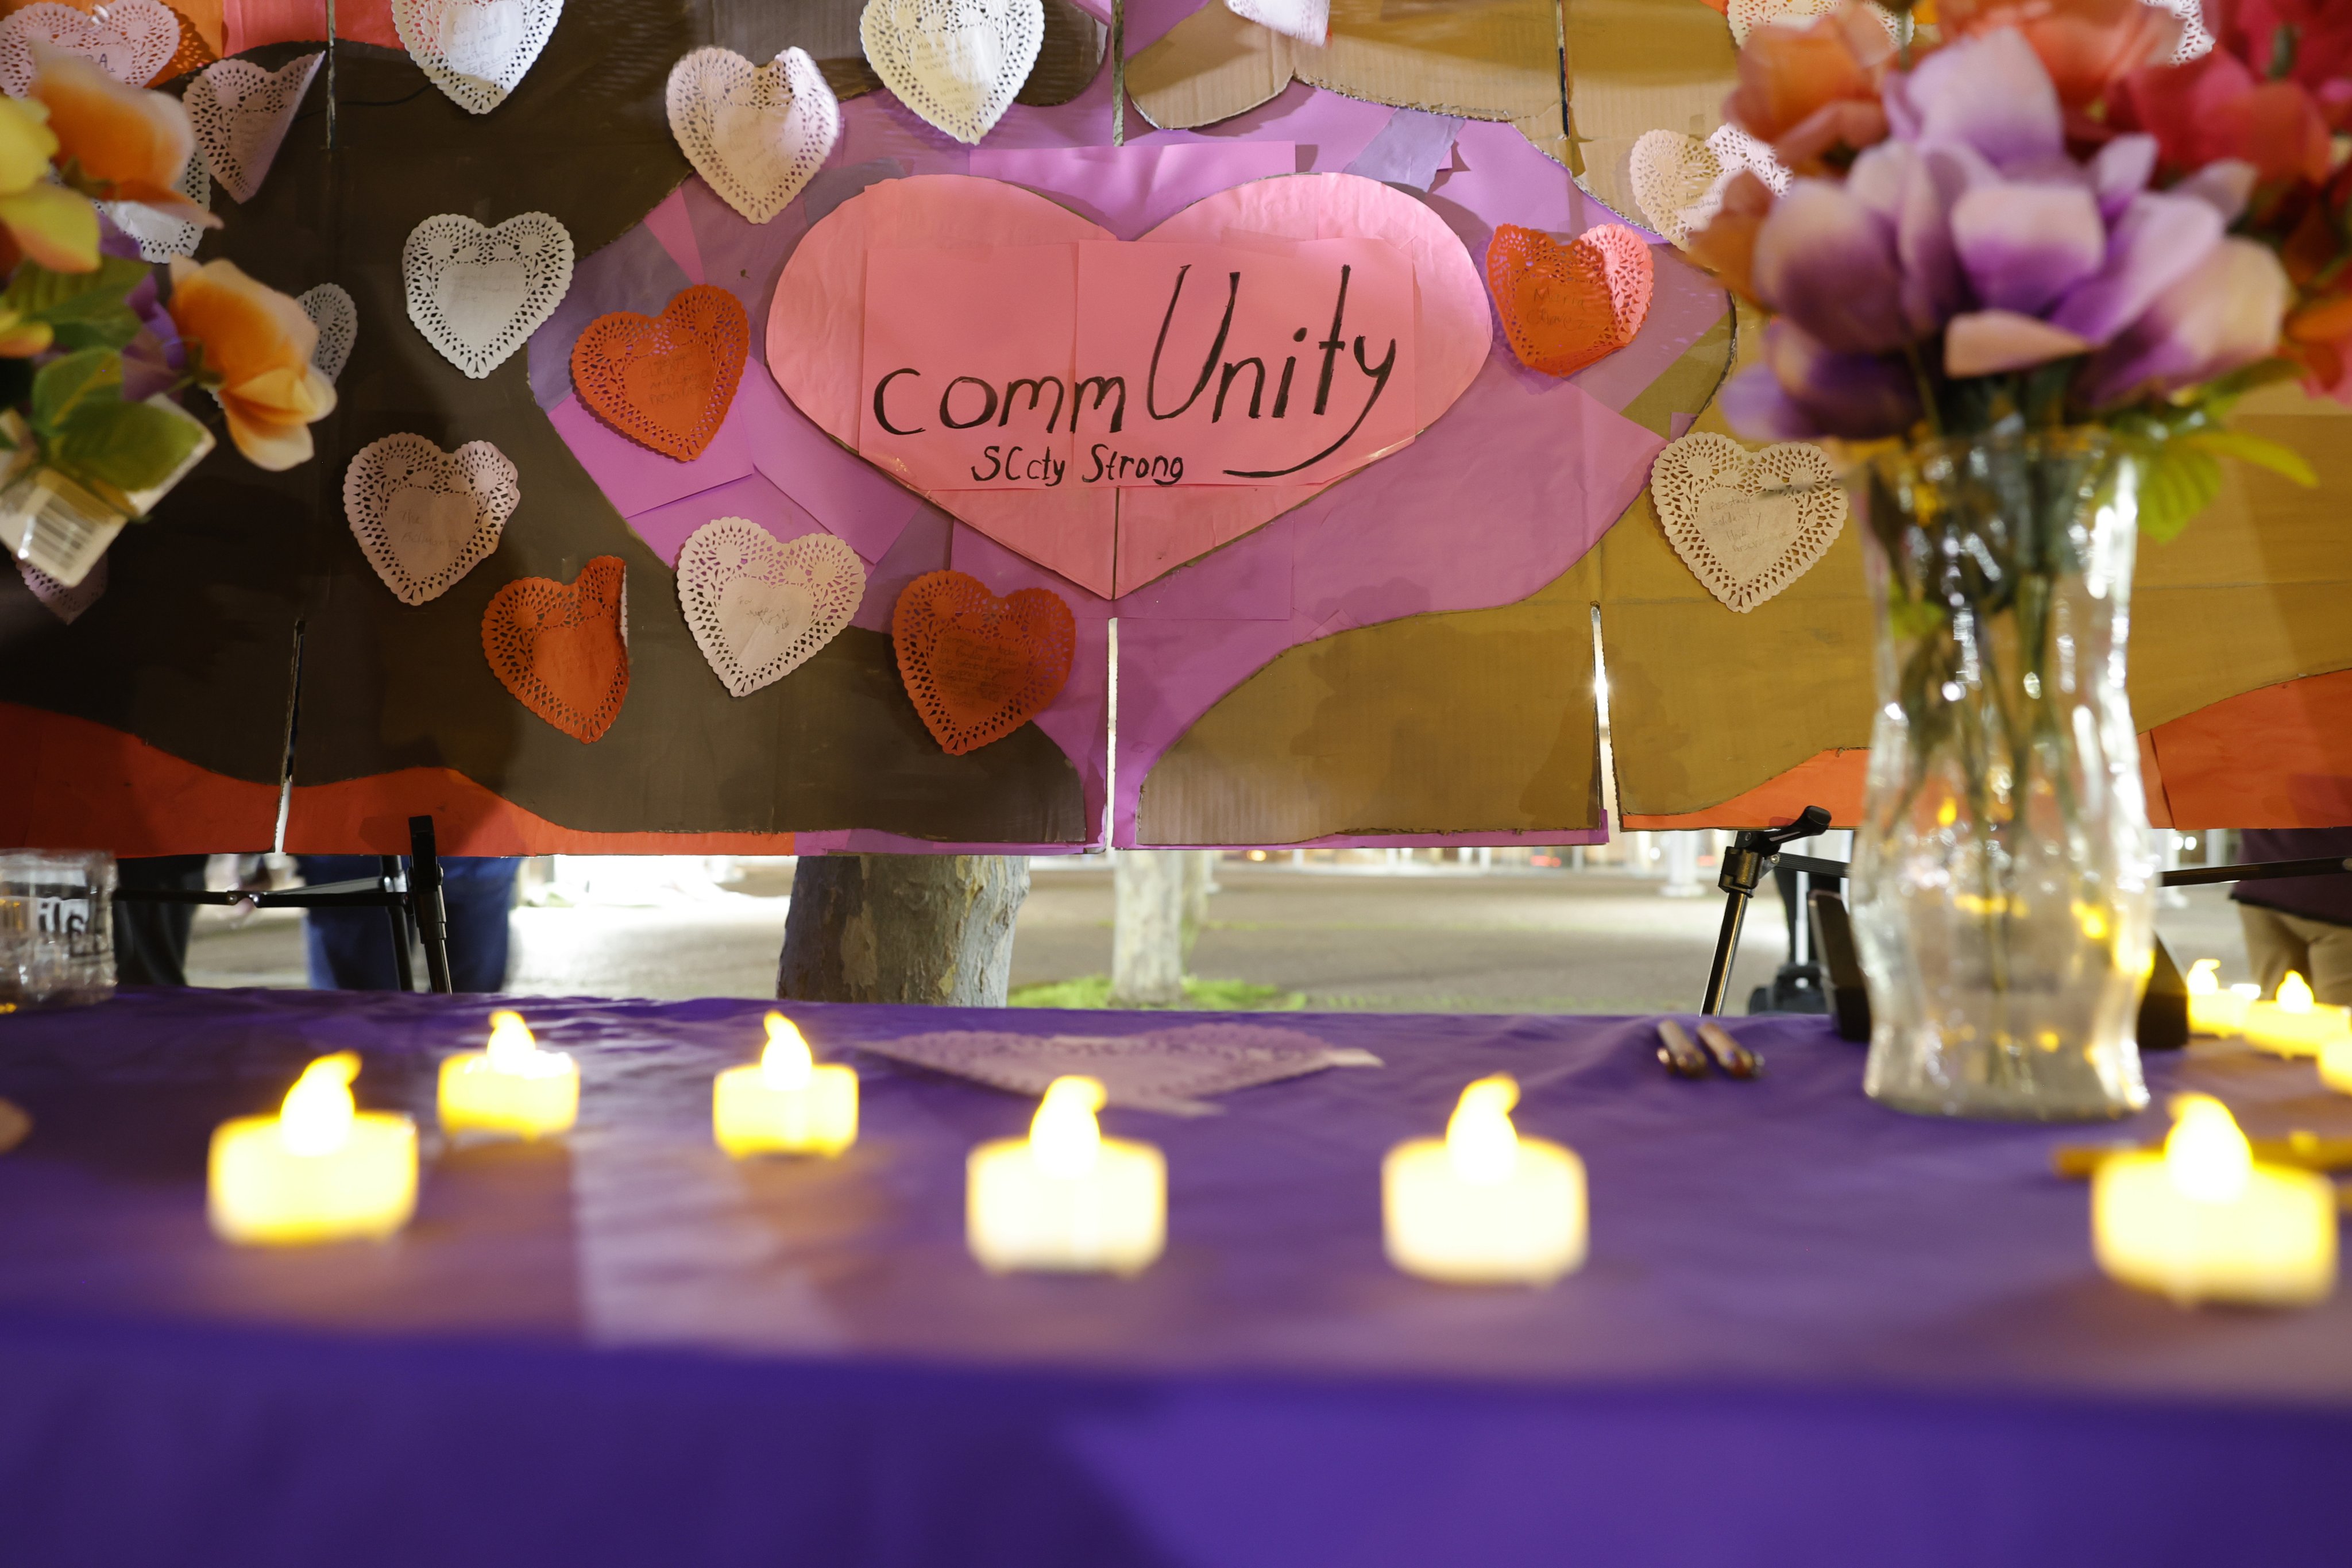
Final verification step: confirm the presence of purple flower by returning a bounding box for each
[1888,30,2063,170]
[1951,182,2104,315]
[2079,238,2290,407]
[1725,319,1922,441]
[2046,192,2223,342]
[1751,180,1913,354]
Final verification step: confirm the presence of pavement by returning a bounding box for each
[182,860,2258,1015]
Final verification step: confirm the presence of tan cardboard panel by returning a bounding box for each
[1128,0,1562,132]
[1563,0,1738,221]
[1136,574,1601,843]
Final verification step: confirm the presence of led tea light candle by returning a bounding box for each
[208,1053,418,1246]
[967,1075,1164,1275]
[1384,1074,1586,1286]
[2092,1095,2335,1307]
[2184,960,2260,1037]
[438,1010,578,1138]
[713,1012,859,1157]
[2241,972,2352,1058]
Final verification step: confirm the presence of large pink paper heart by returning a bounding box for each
[765,172,1488,598]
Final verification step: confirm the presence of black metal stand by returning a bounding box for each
[111,816,454,993]
[1701,805,1830,1015]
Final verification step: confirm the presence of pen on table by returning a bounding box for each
[1694,1020,1762,1079]
[1655,1019,1710,1078]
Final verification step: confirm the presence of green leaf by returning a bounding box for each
[48,397,202,495]
[2185,428,2319,486]
[29,347,120,438]
[5,256,147,323]
[2131,442,2221,543]
[45,306,141,353]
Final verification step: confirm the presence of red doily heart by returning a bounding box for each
[1486,222,1655,378]
[891,570,1075,756]
[481,557,631,743]
[570,283,749,462]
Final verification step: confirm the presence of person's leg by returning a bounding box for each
[2290,914,2352,1008]
[294,855,404,991]
[112,855,210,986]
[437,858,518,993]
[2240,903,2314,998]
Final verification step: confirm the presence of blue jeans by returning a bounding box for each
[295,856,518,993]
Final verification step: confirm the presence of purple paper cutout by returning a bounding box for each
[546,393,757,516]
[1341,108,1463,192]
[531,77,1725,850]
[625,472,826,568]
[642,185,704,284]
[526,221,690,412]
[968,142,1296,236]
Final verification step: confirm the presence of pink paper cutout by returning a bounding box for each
[968,142,1296,236]
[767,171,1486,596]
[642,185,706,285]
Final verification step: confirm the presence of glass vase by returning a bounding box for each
[1849,430,2155,1121]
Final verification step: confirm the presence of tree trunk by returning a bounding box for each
[1111,850,1190,1006]
[777,854,1030,1005]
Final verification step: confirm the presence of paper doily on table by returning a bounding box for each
[892,569,1073,755]
[14,551,104,624]
[403,210,573,380]
[666,46,839,225]
[859,0,1043,146]
[299,283,357,382]
[1651,432,1846,614]
[186,52,320,204]
[106,150,208,264]
[1486,222,1653,379]
[482,556,629,742]
[345,432,518,607]
[856,1022,1381,1115]
[569,283,749,462]
[392,0,563,115]
[1226,0,1327,45]
[678,518,863,698]
[0,0,178,95]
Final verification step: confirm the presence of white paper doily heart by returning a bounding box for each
[298,283,357,383]
[0,0,179,95]
[666,46,839,226]
[14,552,104,624]
[392,0,563,115]
[185,52,321,204]
[1225,0,1328,45]
[1629,123,1789,249]
[402,211,573,380]
[106,151,208,264]
[676,518,864,697]
[344,432,520,606]
[1651,432,1847,614]
[854,1022,1381,1115]
[860,0,1043,146]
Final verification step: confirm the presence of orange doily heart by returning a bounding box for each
[1486,222,1655,379]
[891,570,1075,756]
[158,4,217,83]
[570,283,749,462]
[481,557,631,743]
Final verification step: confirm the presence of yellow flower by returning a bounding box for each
[0,91,95,273]
[166,259,337,470]
[30,44,215,228]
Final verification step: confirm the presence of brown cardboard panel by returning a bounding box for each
[1136,570,1600,844]
[1128,0,1561,132]
[1562,0,1737,221]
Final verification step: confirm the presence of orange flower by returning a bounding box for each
[165,258,337,470]
[30,44,214,226]
[1724,6,1899,172]
[1937,0,2181,109]
[1686,170,1778,302]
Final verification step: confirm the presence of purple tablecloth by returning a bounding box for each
[2,988,2350,1566]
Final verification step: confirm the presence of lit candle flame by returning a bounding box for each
[281,1052,360,1157]
[2165,1094,2251,1204]
[1446,1073,1521,1184]
[486,1009,538,1070]
[2280,972,2315,1015]
[1032,1075,1105,1179]
[762,1011,813,1091]
[2186,959,2219,997]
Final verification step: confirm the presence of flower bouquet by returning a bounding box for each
[1682,0,2344,1118]
[0,45,334,589]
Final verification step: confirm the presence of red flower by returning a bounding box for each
[1937,0,2181,109]
[2113,48,2331,185]
[2206,0,2352,123]
[1724,5,1897,172]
